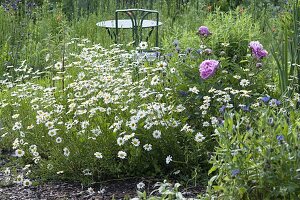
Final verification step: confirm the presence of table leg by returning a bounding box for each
[106,28,116,42]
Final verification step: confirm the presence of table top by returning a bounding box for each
[96,19,162,29]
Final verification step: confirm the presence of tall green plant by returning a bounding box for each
[271,0,300,96]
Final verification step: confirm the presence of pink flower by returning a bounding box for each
[198,26,211,37]
[249,41,268,60]
[199,60,219,80]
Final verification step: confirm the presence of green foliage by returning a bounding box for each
[136,180,184,199]
[206,102,300,199]
[204,9,262,63]
[160,9,274,132]
[0,0,299,198]
[271,0,300,95]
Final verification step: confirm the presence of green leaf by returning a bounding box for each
[238,187,247,197]
[208,166,217,175]
[213,185,225,191]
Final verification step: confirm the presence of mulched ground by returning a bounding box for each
[0,179,202,199]
[0,180,139,199]
[0,150,203,199]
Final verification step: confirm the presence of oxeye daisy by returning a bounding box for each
[189,86,199,94]
[15,149,25,157]
[151,75,160,86]
[23,179,32,187]
[48,129,57,137]
[15,174,23,184]
[63,147,70,157]
[240,79,250,87]
[128,121,137,131]
[117,151,127,159]
[12,121,22,131]
[156,61,168,68]
[194,132,205,142]
[56,137,62,143]
[143,144,152,151]
[137,182,145,190]
[152,130,161,139]
[131,138,140,147]
[117,137,125,146]
[54,62,63,70]
[166,155,172,164]
[94,152,103,159]
[45,121,54,129]
[139,41,148,50]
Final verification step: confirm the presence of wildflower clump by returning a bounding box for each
[0,39,207,184]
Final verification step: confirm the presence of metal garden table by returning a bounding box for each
[96,9,162,47]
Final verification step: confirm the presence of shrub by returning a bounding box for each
[205,97,300,199]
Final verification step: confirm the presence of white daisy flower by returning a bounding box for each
[117,137,125,146]
[87,187,95,195]
[23,179,32,187]
[143,144,152,151]
[195,132,205,142]
[15,149,25,157]
[94,152,103,159]
[137,182,145,190]
[156,61,168,68]
[56,137,62,143]
[131,138,140,147]
[15,174,23,184]
[139,41,148,50]
[166,155,172,164]
[152,130,161,139]
[240,79,250,87]
[63,147,70,157]
[118,151,127,159]
[189,86,199,94]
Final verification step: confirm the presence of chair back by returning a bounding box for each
[115,8,160,47]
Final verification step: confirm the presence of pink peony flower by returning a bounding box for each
[199,60,219,80]
[249,41,268,60]
[198,26,211,37]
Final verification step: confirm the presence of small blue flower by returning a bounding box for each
[196,49,203,54]
[246,125,251,131]
[185,47,192,54]
[268,117,274,125]
[231,169,240,177]
[256,62,263,68]
[261,96,270,103]
[219,119,224,125]
[203,48,213,55]
[269,99,281,107]
[241,105,250,112]
[276,135,284,145]
[172,39,179,47]
[276,135,284,142]
[165,53,173,58]
[219,105,226,113]
[179,90,188,97]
